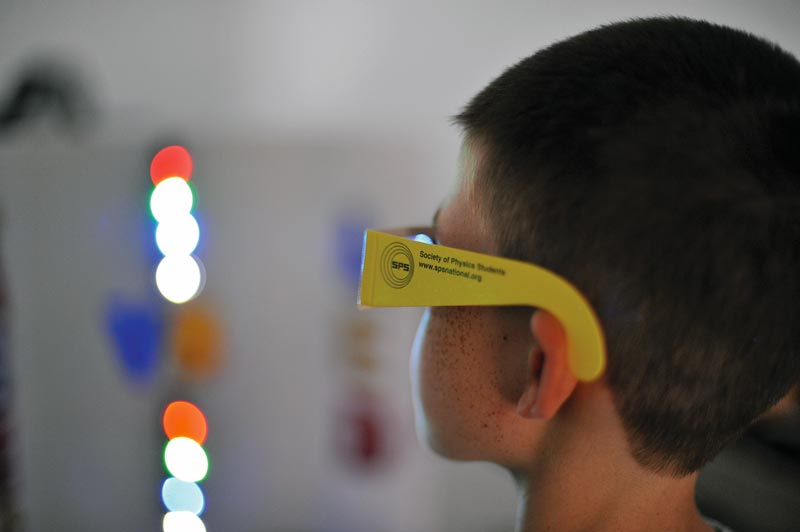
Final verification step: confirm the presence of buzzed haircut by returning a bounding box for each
[455,17,800,476]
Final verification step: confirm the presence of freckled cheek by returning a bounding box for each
[410,309,449,418]
[412,308,490,422]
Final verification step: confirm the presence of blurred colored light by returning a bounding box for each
[155,255,203,304]
[335,216,371,289]
[150,177,194,223]
[106,298,163,381]
[151,146,193,186]
[163,401,208,444]
[173,305,223,378]
[412,233,434,245]
[163,511,206,532]
[161,478,205,515]
[164,437,209,482]
[156,214,200,256]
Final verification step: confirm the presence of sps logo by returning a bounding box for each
[392,261,409,272]
[380,242,414,289]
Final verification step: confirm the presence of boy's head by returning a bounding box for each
[412,17,800,477]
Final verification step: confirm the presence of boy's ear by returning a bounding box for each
[516,310,578,420]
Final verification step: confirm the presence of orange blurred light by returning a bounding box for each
[151,145,193,185]
[163,400,208,444]
[173,305,223,378]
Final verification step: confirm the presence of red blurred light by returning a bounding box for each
[151,146,193,185]
[163,400,208,444]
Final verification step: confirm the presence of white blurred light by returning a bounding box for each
[155,255,203,304]
[151,177,194,223]
[156,214,200,256]
[163,511,206,532]
[164,437,209,482]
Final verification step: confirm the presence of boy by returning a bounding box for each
[361,17,800,532]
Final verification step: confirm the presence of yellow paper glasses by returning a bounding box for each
[358,228,606,382]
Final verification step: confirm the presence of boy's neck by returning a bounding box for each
[507,385,714,532]
[511,453,712,532]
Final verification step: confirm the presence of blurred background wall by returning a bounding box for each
[0,1,798,531]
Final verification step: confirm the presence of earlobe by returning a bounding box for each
[516,310,578,420]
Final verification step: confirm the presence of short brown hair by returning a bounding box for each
[455,17,800,475]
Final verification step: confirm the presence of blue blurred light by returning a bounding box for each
[106,297,163,382]
[334,215,372,290]
[412,233,434,245]
[161,477,205,515]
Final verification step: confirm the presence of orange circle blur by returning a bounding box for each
[173,305,223,378]
[150,145,193,185]
[162,400,207,444]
